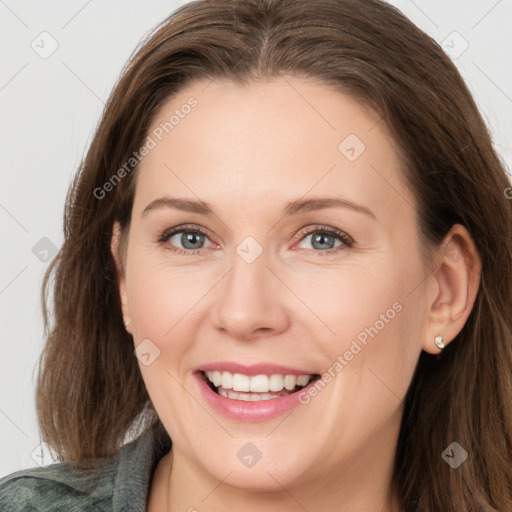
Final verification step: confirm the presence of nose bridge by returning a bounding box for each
[212,235,288,339]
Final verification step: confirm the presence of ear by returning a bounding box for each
[111,220,132,335]
[422,223,481,354]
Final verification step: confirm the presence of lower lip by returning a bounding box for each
[194,372,318,421]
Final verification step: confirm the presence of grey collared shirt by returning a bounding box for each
[0,422,172,511]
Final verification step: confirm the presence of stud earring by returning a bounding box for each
[124,319,130,327]
[434,335,445,350]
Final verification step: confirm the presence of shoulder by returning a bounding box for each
[0,422,172,511]
[0,458,115,511]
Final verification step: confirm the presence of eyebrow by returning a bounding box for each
[141,196,376,220]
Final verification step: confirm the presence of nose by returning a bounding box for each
[211,245,290,341]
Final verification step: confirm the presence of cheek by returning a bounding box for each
[305,259,421,398]
[125,258,209,440]
[125,252,210,335]
[124,255,224,388]
[324,285,405,372]
[286,257,401,343]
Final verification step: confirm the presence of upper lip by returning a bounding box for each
[194,361,317,376]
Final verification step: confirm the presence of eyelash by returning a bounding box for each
[156,223,354,256]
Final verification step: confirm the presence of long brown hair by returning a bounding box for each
[36,0,512,509]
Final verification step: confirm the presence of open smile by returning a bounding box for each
[193,363,321,421]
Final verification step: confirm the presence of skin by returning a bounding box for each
[111,75,481,512]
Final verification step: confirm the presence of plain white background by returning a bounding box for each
[1,0,511,478]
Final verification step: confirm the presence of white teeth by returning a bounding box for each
[221,371,233,390]
[249,374,269,392]
[204,370,314,394]
[284,375,296,390]
[269,374,284,391]
[297,375,310,386]
[232,373,250,392]
[217,387,283,401]
[212,370,222,387]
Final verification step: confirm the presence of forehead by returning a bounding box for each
[133,76,415,227]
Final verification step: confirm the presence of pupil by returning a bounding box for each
[182,232,203,249]
[312,233,334,250]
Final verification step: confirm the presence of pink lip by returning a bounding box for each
[193,370,320,422]
[194,361,314,376]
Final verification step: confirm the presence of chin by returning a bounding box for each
[197,445,312,493]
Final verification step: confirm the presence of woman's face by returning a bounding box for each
[113,76,436,493]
